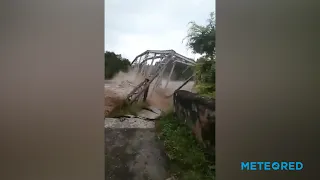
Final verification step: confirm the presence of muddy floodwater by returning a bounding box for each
[104,70,194,116]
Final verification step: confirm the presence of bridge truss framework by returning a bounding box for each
[127,50,196,104]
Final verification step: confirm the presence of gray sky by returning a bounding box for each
[105,0,215,61]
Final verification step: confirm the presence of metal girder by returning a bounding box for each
[138,55,165,65]
[126,55,173,103]
[131,49,196,66]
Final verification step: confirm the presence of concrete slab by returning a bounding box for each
[105,105,167,179]
[137,109,161,120]
[105,118,155,129]
[144,106,163,115]
[105,128,168,180]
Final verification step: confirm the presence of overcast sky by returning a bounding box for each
[105,0,215,61]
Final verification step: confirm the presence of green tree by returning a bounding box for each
[185,12,215,59]
[184,12,215,97]
[104,51,131,79]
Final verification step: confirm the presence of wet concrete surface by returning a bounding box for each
[105,106,168,180]
[105,128,168,180]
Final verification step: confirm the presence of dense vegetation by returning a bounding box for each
[184,12,215,97]
[104,51,131,79]
[157,112,215,180]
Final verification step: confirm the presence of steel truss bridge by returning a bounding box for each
[126,50,196,104]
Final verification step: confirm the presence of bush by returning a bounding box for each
[194,57,215,97]
[157,112,215,180]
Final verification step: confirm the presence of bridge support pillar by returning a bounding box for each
[165,62,176,88]
[147,54,156,77]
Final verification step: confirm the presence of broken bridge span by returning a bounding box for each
[104,49,196,116]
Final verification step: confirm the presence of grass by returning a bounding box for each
[156,111,215,180]
[195,84,215,98]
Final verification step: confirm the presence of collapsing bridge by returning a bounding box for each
[126,49,196,104]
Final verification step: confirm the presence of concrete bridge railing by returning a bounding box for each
[173,90,215,150]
